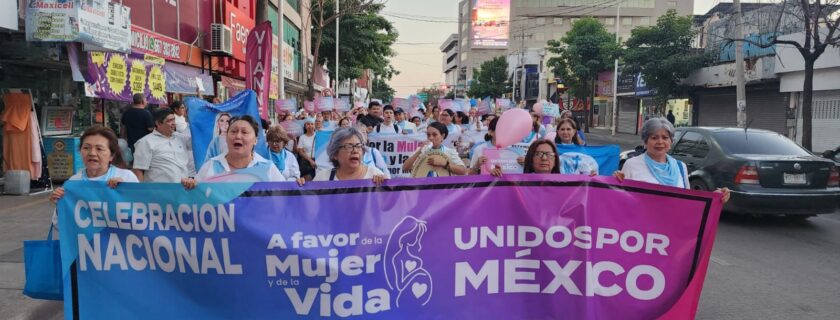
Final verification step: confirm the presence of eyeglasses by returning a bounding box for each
[535,151,556,159]
[338,143,364,151]
[267,140,285,145]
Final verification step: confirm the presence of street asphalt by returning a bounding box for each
[0,128,837,319]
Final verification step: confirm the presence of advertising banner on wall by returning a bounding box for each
[84,51,167,104]
[225,3,255,61]
[282,42,294,79]
[131,25,188,63]
[246,21,273,119]
[26,0,131,52]
[270,34,280,100]
[472,0,510,48]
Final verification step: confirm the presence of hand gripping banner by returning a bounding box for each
[57,175,722,319]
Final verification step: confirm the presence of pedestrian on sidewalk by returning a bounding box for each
[120,93,153,154]
[667,110,676,126]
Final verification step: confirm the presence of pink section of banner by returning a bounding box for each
[246,21,273,120]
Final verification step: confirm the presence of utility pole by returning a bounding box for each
[611,1,620,135]
[512,29,529,105]
[335,0,340,96]
[733,0,747,127]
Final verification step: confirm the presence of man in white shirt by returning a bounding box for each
[395,108,417,134]
[133,108,192,182]
[374,105,401,134]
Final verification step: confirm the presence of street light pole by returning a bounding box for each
[278,0,285,100]
[611,2,620,135]
[335,0,340,96]
[734,0,747,127]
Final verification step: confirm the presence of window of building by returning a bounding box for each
[536,17,546,25]
[622,17,633,26]
[554,17,563,25]
[285,0,300,13]
[640,17,650,26]
[283,18,301,74]
[605,18,615,26]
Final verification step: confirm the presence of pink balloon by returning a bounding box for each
[532,102,544,116]
[495,108,533,148]
[544,132,556,142]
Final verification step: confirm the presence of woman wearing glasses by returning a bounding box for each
[313,127,387,184]
[490,140,560,177]
[266,126,304,184]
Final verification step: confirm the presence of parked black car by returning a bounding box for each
[623,127,840,218]
[822,146,840,164]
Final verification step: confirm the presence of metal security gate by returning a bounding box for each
[746,90,787,134]
[808,90,840,152]
[617,97,638,134]
[697,93,737,128]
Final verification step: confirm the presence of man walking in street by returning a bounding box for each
[375,105,401,134]
[121,93,154,154]
[667,110,676,126]
[132,108,193,182]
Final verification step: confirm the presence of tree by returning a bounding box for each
[306,0,381,98]
[371,77,395,102]
[546,17,618,130]
[467,56,510,99]
[730,0,840,150]
[319,2,398,83]
[623,10,710,107]
[417,86,446,107]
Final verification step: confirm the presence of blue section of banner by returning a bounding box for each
[186,90,268,169]
[557,144,620,176]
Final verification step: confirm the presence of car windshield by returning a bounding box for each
[713,131,811,156]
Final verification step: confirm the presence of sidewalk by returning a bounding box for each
[585,127,642,150]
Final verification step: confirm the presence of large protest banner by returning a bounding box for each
[58,175,722,319]
[367,133,427,177]
[186,90,268,169]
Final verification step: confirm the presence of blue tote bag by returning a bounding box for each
[23,222,63,300]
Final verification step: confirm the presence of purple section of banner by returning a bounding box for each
[60,175,721,319]
[85,51,167,104]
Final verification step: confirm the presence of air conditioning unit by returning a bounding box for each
[210,23,233,56]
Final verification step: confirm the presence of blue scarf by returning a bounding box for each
[643,153,682,187]
[521,131,536,143]
[81,166,116,181]
[269,150,287,172]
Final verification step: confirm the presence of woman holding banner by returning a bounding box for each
[266,126,305,184]
[182,115,285,186]
[203,112,231,164]
[313,127,387,184]
[50,125,139,204]
[613,118,731,202]
[403,122,467,177]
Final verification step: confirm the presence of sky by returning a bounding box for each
[383,0,751,98]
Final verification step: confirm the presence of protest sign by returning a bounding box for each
[495,98,512,111]
[58,175,723,319]
[482,147,525,174]
[186,90,268,170]
[366,133,427,177]
[543,103,560,117]
[275,98,297,113]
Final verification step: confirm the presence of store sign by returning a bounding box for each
[635,73,658,97]
[131,25,187,62]
[25,0,78,42]
[270,34,279,100]
[84,51,167,104]
[616,72,636,95]
[225,4,255,61]
[40,106,75,136]
[282,42,294,79]
[78,0,131,52]
[25,0,131,52]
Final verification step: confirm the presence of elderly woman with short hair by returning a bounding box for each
[614,118,730,202]
[313,127,387,184]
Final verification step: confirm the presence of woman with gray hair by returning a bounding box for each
[614,118,730,202]
[313,127,388,184]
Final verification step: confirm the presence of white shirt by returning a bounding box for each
[174,114,190,136]
[313,164,384,181]
[195,152,285,182]
[375,121,401,134]
[296,133,317,158]
[398,120,418,134]
[271,149,301,181]
[621,155,688,189]
[69,167,139,182]
[133,130,191,183]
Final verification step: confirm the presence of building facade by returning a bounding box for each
[440,33,459,90]
[456,0,508,97]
